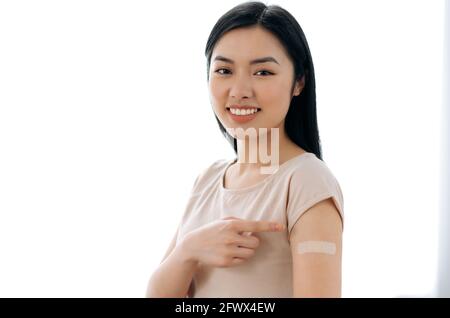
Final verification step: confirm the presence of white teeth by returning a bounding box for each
[229,108,259,116]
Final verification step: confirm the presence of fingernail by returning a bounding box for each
[271,223,280,230]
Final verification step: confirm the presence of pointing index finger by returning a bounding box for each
[234,220,285,233]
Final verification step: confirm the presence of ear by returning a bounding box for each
[293,74,306,97]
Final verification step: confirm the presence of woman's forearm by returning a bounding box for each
[145,243,198,298]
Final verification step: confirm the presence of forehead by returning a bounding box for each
[212,26,288,64]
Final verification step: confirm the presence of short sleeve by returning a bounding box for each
[189,173,201,195]
[285,159,344,237]
[176,158,229,244]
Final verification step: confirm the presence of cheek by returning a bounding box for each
[208,81,228,119]
[208,81,227,106]
[258,80,292,113]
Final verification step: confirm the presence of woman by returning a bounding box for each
[146,1,344,298]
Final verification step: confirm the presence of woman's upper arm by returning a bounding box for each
[289,197,343,297]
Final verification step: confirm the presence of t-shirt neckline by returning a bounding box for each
[219,152,314,193]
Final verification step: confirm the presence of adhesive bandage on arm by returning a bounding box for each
[297,240,336,255]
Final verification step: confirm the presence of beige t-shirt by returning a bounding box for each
[176,152,344,298]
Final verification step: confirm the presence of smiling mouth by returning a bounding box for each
[225,107,262,116]
[225,107,262,123]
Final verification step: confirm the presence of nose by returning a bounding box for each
[229,74,253,100]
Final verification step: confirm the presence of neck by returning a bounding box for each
[234,124,297,174]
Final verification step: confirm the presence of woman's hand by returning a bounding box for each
[179,216,285,268]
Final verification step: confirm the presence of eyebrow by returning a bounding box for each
[213,55,280,65]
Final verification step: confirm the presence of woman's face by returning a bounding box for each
[208,25,304,138]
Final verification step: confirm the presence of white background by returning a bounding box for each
[0,0,446,297]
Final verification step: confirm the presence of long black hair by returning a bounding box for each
[205,1,323,160]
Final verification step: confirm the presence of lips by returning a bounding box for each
[227,105,261,111]
[225,106,261,123]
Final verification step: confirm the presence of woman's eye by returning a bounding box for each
[255,70,274,76]
[215,68,231,75]
[214,69,274,76]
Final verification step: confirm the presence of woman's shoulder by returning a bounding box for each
[284,153,345,232]
[198,158,231,179]
[190,158,232,194]
[284,153,343,203]
[286,152,339,183]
